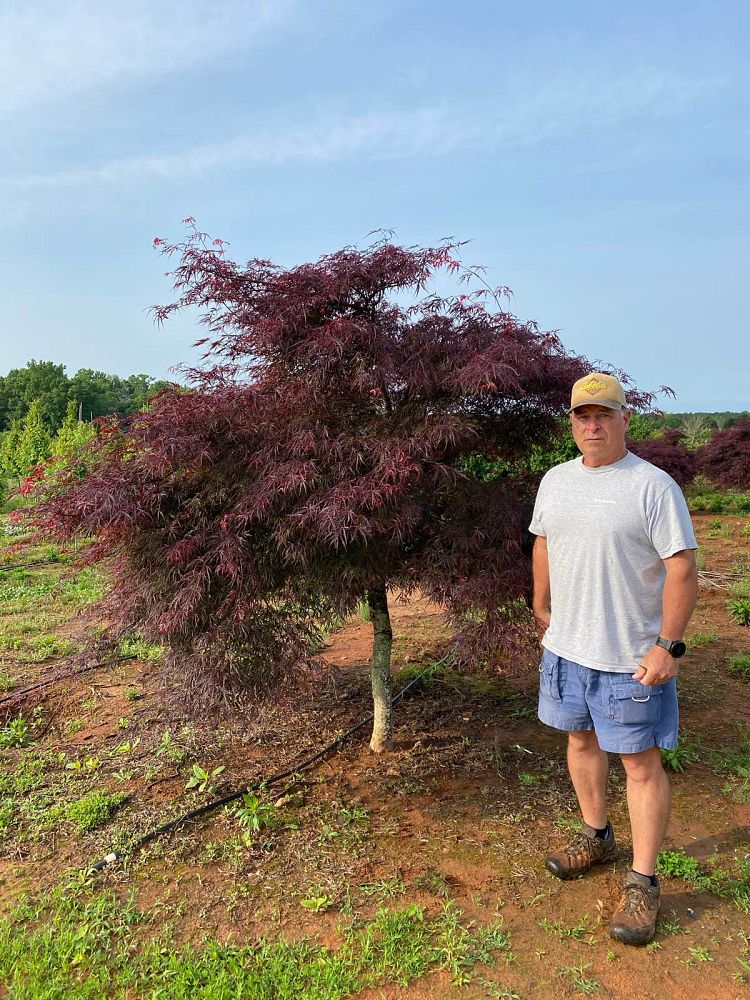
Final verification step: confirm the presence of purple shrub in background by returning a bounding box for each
[697,419,750,489]
[627,429,698,487]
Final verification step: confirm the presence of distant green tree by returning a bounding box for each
[0,361,69,431]
[47,400,96,481]
[627,413,663,441]
[121,373,172,413]
[16,399,52,474]
[0,421,23,479]
[68,369,125,420]
[52,400,95,456]
[680,414,712,450]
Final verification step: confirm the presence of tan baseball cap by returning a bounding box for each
[568,372,628,413]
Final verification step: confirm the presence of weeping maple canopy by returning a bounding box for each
[33,228,652,708]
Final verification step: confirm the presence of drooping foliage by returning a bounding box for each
[627,429,698,488]
[697,419,750,489]
[32,228,654,711]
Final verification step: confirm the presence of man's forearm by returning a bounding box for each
[532,537,551,616]
[660,553,699,640]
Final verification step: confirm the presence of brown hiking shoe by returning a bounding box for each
[610,871,661,946]
[545,822,618,880]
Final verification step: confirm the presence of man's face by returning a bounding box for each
[570,404,630,466]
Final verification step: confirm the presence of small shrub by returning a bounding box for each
[728,599,750,627]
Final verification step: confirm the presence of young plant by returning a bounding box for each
[299,893,334,913]
[728,599,750,627]
[0,716,30,749]
[233,792,278,845]
[155,729,186,763]
[661,734,698,772]
[185,764,225,794]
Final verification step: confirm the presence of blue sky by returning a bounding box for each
[1,0,748,411]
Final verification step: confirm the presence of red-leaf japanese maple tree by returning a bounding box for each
[34,228,651,751]
[697,419,750,489]
[627,429,697,487]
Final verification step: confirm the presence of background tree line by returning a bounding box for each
[0,360,173,433]
[0,361,175,482]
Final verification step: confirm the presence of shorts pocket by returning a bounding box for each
[608,680,662,725]
[538,649,562,702]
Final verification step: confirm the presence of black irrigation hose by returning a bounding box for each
[0,655,138,709]
[89,649,454,874]
[0,560,61,573]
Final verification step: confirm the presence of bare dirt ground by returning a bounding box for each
[1,511,750,997]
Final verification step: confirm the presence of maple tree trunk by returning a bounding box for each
[367,582,393,753]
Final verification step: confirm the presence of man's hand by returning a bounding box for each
[533,608,550,642]
[633,644,679,685]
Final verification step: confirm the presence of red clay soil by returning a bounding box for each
[1,512,750,998]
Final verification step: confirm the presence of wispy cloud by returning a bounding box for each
[2,67,725,190]
[0,0,296,117]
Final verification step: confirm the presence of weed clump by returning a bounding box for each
[66,791,127,833]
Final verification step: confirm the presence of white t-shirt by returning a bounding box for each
[528,451,697,673]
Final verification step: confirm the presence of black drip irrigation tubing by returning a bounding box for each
[89,649,454,875]
[0,560,61,573]
[0,655,138,709]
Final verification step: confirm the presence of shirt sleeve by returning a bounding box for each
[647,482,698,559]
[528,476,547,537]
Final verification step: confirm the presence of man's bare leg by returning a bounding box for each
[567,730,609,828]
[620,745,671,875]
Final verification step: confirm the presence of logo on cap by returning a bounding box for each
[581,377,608,396]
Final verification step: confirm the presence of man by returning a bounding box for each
[529,372,698,946]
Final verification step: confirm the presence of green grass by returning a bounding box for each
[0,633,78,662]
[728,654,750,681]
[0,888,512,999]
[656,848,750,913]
[558,960,600,995]
[686,630,718,648]
[116,634,165,661]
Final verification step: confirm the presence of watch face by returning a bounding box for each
[671,641,687,658]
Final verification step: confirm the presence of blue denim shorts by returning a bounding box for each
[537,648,679,754]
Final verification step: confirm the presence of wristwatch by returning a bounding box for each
[656,636,687,658]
